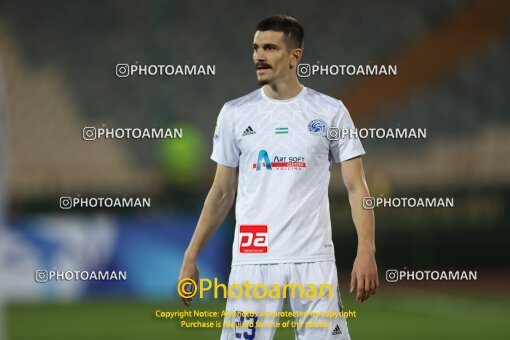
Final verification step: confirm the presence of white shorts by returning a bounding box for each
[220,261,350,340]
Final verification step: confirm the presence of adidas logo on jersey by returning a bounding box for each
[331,324,342,335]
[242,126,256,136]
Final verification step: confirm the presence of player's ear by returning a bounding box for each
[290,48,302,68]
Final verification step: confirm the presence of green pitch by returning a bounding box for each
[7,289,509,339]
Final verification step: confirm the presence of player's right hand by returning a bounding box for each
[177,258,199,307]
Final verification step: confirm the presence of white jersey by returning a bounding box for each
[211,86,365,265]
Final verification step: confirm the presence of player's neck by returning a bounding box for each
[262,77,303,100]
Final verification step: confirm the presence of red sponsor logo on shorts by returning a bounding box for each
[239,225,268,253]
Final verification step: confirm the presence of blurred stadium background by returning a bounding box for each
[0,0,509,339]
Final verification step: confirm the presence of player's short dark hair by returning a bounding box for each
[255,15,304,51]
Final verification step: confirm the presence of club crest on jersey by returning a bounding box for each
[253,150,306,171]
[308,119,327,136]
[239,225,268,253]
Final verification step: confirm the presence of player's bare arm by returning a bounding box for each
[178,164,238,306]
[341,156,379,303]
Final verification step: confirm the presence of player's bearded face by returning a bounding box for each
[253,31,294,86]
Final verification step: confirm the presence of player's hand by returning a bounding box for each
[177,257,199,307]
[350,250,379,302]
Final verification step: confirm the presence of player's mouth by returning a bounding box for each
[256,63,272,74]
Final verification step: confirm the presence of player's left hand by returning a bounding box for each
[350,251,379,302]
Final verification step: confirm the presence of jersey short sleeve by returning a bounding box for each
[329,101,365,163]
[210,104,240,167]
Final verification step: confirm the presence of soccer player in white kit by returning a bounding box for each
[178,15,378,339]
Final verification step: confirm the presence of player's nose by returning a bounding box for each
[254,49,267,61]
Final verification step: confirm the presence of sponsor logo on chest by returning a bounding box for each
[253,150,306,171]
